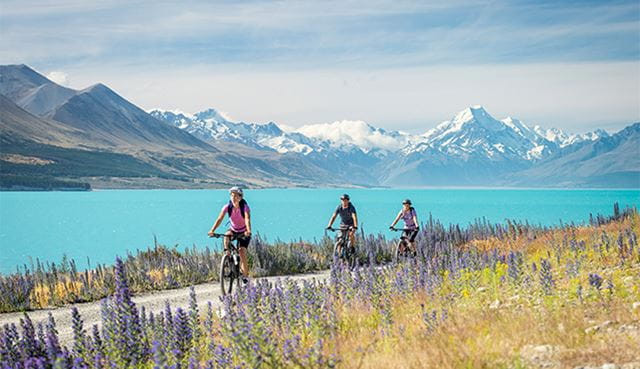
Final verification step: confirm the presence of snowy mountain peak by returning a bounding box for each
[532,125,608,147]
[194,108,232,124]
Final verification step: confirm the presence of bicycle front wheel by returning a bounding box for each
[220,254,235,296]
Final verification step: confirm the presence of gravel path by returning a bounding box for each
[0,270,331,347]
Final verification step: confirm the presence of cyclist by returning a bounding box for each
[389,199,419,254]
[326,194,358,255]
[208,186,252,285]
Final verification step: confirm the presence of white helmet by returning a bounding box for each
[229,186,243,196]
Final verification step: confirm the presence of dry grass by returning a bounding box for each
[330,214,640,369]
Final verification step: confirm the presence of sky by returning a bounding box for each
[1,0,639,133]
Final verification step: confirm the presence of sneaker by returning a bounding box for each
[242,277,249,285]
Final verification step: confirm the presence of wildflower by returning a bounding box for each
[589,273,603,290]
[539,259,554,295]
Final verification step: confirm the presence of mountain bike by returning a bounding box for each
[390,227,418,262]
[209,233,247,296]
[327,226,357,269]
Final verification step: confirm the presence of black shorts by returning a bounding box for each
[403,229,418,242]
[225,230,251,248]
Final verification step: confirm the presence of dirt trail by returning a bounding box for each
[0,270,331,346]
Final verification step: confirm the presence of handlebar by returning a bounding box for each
[326,226,356,232]
[389,227,418,232]
[208,233,249,239]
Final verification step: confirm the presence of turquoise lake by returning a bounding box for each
[0,188,639,274]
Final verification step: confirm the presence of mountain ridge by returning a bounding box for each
[1,64,637,189]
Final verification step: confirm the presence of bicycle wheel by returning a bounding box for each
[347,245,357,269]
[395,240,408,263]
[220,253,235,296]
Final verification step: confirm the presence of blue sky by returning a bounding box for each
[1,0,638,133]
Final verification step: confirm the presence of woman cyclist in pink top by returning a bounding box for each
[389,199,419,254]
[208,186,252,284]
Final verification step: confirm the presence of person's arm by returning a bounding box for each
[412,210,418,229]
[352,213,358,229]
[327,213,337,229]
[244,210,252,236]
[208,207,227,236]
[390,211,402,228]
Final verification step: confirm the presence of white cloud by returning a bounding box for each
[296,120,408,150]
[46,71,68,85]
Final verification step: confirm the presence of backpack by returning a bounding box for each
[227,199,247,218]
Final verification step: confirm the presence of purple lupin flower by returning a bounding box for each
[45,316,64,366]
[173,308,191,360]
[507,252,522,282]
[19,313,41,360]
[589,273,603,290]
[91,324,102,356]
[1,323,20,365]
[539,259,554,295]
[71,307,87,358]
[188,286,200,342]
[71,357,87,369]
[151,341,167,369]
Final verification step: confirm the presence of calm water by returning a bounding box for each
[0,188,638,274]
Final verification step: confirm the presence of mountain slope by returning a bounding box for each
[0,93,93,147]
[49,84,214,151]
[0,64,76,115]
[0,65,354,188]
[506,123,640,187]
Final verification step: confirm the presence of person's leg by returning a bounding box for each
[223,230,233,255]
[239,247,249,278]
[410,231,418,254]
[349,229,356,249]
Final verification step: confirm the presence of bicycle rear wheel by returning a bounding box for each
[395,240,408,263]
[220,253,235,296]
[346,245,357,269]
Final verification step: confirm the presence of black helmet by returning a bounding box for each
[340,194,350,200]
[402,199,412,205]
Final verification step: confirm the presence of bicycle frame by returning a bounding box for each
[327,226,356,268]
[390,227,417,261]
[210,233,247,296]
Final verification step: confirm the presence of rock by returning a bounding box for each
[477,287,487,293]
[600,320,614,328]
[489,299,501,309]
[557,322,565,332]
[632,302,640,310]
[601,364,618,369]
[585,325,600,334]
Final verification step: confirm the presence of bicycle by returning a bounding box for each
[327,226,357,269]
[390,227,418,262]
[209,233,247,296]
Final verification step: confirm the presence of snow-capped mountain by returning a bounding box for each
[152,105,608,163]
[150,109,406,158]
[151,105,617,186]
[402,106,557,162]
[149,109,294,151]
[533,125,609,147]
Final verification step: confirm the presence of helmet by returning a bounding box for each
[229,186,243,196]
[402,199,412,205]
[340,194,350,200]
